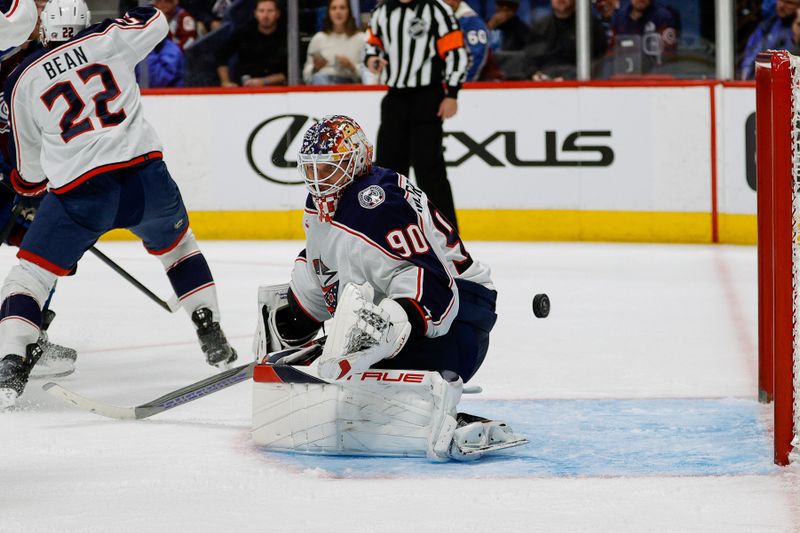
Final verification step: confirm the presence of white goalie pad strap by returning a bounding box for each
[427,372,463,460]
[317,282,412,380]
[252,368,463,458]
[253,283,289,358]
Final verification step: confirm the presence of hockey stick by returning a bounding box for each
[0,181,178,312]
[42,342,325,419]
[88,247,180,313]
[43,361,255,420]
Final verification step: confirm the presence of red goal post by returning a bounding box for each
[755,50,800,466]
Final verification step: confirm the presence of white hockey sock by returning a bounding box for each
[0,260,56,357]
[157,230,220,319]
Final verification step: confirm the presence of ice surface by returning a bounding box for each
[1,241,798,533]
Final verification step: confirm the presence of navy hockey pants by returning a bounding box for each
[19,158,189,275]
[374,278,498,383]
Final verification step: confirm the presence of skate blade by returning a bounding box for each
[213,360,234,371]
[0,388,18,410]
[30,360,76,380]
[458,436,530,456]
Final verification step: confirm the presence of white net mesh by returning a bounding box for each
[791,55,800,462]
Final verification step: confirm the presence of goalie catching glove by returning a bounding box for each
[253,283,322,358]
[317,282,412,380]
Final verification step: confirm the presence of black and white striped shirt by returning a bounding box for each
[365,0,468,97]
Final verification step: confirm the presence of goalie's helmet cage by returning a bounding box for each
[755,49,800,466]
[40,0,91,46]
[297,115,374,222]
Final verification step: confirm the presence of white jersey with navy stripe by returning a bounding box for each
[3,7,167,192]
[0,0,37,50]
[290,166,493,339]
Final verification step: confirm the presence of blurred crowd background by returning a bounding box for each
[83,0,793,87]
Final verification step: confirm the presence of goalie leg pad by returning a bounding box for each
[426,370,462,460]
[252,369,440,456]
[253,366,518,460]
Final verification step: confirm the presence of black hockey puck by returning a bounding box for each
[533,293,550,318]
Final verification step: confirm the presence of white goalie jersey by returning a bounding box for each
[290,166,494,339]
[3,7,166,194]
[0,0,38,50]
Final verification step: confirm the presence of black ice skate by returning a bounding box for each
[191,307,237,368]
[31,310,78,379]
[0,343,43,409]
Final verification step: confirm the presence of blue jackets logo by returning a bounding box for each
[358,185,385,209]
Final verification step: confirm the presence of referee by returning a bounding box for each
[365,0,467,229]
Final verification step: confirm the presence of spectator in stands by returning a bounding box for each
[153,0,199,50]
[302,0,365,85]
[736,0,763,69]
[740,0,800,79]
[610,0,678,72]
[138,37,186,87]
[487,0,529,51]
[791,6,800,51]
[444,0,490,81]
[215,0,287,87]
[593,0,618,49]
[180,0,216,34]
[525,0,607,80]
[209,0,233,30]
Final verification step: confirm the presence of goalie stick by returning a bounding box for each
[42,340,483,420]
[41,344,322,419]
[43,361,255,420]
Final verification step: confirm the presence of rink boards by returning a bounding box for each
[110,82,756,244]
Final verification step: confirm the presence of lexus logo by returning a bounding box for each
[246,114,615,186]
[246,114,317,185]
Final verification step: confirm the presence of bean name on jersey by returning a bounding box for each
[41,45,88,79]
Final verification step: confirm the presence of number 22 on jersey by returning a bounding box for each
[40,63,126,143]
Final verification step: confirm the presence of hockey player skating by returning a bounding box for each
[0,0,236,408]
[1,0,78,379]
[0,0,38,50]
[253,115,526,459]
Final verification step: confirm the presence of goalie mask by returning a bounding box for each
[297,115,373,223]
[40,0,90,46]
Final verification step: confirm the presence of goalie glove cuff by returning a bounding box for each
[376,297,412,360]
[394,298,427,341]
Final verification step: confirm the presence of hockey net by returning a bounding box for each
[755,50,800,466]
